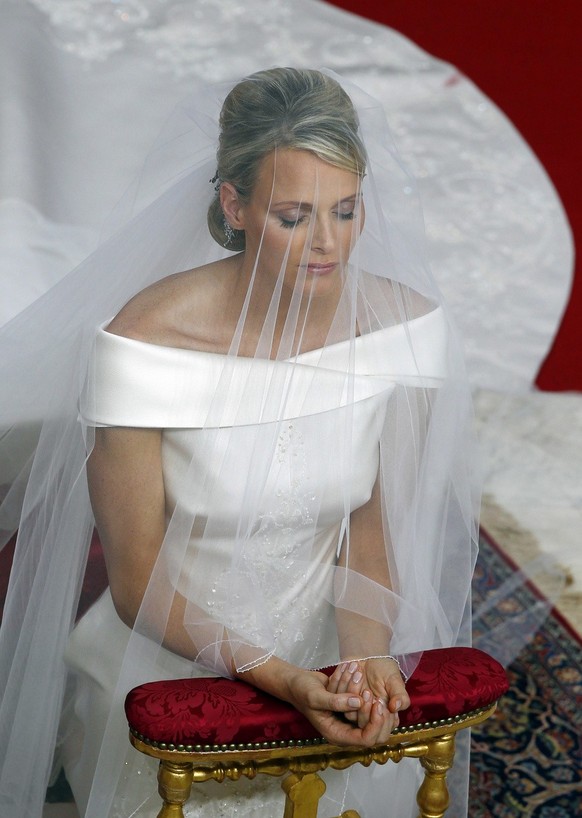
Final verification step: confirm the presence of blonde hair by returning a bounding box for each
[208,67,366,251]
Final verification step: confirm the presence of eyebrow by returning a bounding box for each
[271,194,360,209]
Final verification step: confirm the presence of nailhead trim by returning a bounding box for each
[129,703,495,753]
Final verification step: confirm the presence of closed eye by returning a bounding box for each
[279,215,308,229]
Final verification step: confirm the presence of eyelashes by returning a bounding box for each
[278,216,306,229]
[278,211,355,229]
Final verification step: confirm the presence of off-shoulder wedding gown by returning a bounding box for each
[61,307,446,817]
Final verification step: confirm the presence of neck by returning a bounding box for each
[230,252,343,357]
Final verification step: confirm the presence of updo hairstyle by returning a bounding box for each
[207,67,367,251]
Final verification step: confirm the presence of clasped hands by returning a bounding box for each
[288,657,410,747]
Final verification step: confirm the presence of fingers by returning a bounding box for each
[328,698,397,746]
[328,661,363,695]
[309,695,398,747]
[362,658,410,716]
[388,691,409,714]
[313,706,397,748]
[290,670,362,721]
[360,699,399,744]
[386,673,410,714]
[281,666,401,750]
[333,693,363,713]
[328,662,364,722]
[313,686,361,715]
[325,660,408,737]
[356,687,373,728]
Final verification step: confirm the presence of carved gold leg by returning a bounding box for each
[282,771,327,818]
[156,760,194,818]
[416,734,455,818]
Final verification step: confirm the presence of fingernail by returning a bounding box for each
[363,689,371,702]
[377,700,384,714]
[338,663,347,673]
[352,671,363,684]
[395,699,402,710]
[348,697,360,707]
[348,661,358,673]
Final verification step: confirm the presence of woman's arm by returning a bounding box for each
[336,474,394,658]
[87,426,167,630]
[333,474,410,726]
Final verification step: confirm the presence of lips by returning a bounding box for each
[305,262,337,275]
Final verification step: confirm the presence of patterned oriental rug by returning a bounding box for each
[471,531,582,817]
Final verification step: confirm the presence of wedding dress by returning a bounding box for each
[61,306,447,817]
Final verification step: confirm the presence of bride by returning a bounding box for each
[0,68,478,817]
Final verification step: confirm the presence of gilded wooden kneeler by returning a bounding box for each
[125,646,508,818]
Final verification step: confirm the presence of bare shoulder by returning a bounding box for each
[362,272,437,319]
[107,255,242,351]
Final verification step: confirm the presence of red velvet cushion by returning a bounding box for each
[125,646,508,750]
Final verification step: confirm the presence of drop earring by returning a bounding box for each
[223,218,235,246]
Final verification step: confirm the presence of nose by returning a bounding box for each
[311,216,335,254]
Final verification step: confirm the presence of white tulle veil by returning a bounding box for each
[0,68,479,817]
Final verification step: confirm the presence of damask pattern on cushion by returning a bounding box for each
[400,646,509,727]
[125,646,508,747]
